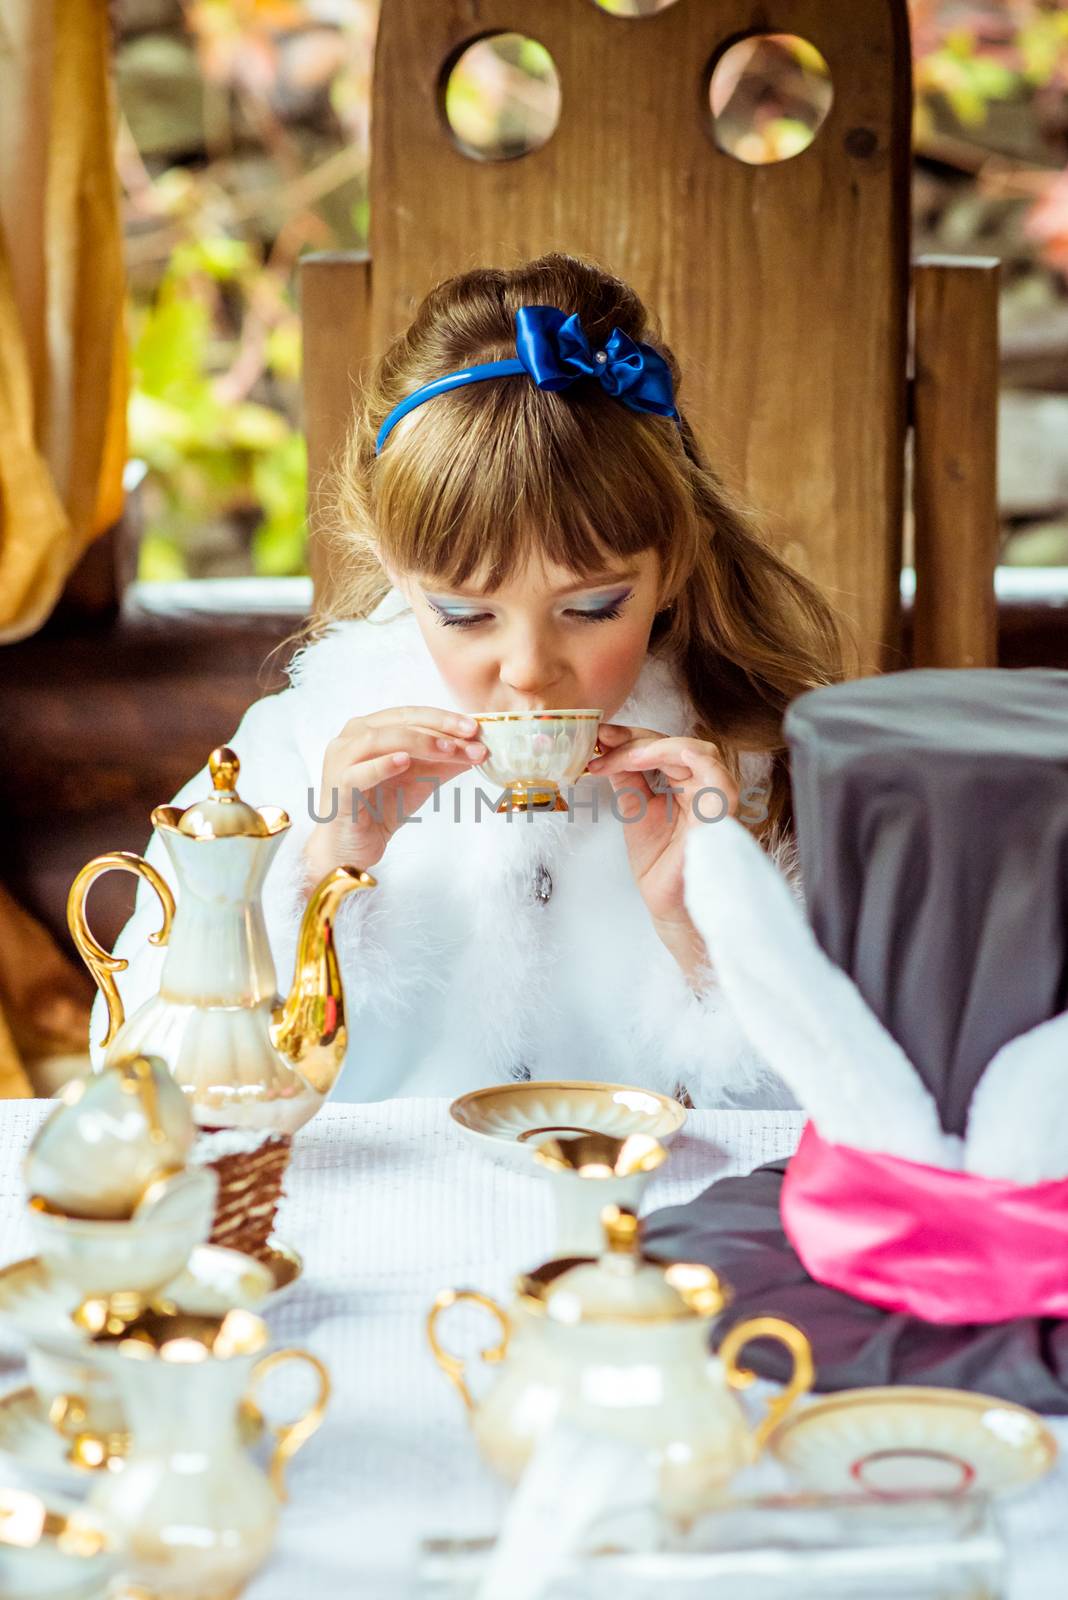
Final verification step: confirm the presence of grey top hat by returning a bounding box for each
[645,667,1068,1409]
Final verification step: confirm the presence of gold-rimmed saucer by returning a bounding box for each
[0,1483,116,1600]
[0,1386,106,1492]
[449,1081,686,1169]
[259,1235,302,1299]
[769,1386,1058,1498]
[0,1382,264,1487]
[0,1246,277,1347]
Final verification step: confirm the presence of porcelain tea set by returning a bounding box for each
[429,1181,815,1523]
[428,1108,1061,1522]
[7,719,1056,1594]
[0,733,365,1594]
[65,719,599,1128]
[0,723,605,1596]
[0,1048,328,1599]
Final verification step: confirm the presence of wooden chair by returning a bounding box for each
[300,0,999,676]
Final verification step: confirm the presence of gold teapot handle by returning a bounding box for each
[718,1315,815,1452]
[66,852,176,1051]
[427,1289,511,1412]
[248,1348,331,1501]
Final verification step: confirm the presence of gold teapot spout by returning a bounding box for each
[270,865,376,1096]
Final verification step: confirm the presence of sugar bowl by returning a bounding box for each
[428,1206,814,1521]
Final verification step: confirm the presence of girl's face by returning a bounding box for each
[385,548,664,716]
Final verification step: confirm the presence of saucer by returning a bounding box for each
[0,1246,276,1348]
[260,1235,302,1299]
[0,1388,96,1494]
[0,1484,115,1600]
[450,1081,686,1169]
[769,1386,1058,1497]
[0,1382,263,1488]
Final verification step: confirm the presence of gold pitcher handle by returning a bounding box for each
[718,1315,815,1453]
[66,852,176,1051]
[248,1348,331,1501]
[426,1289,511,1412]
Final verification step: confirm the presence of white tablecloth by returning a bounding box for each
[1,1100,1066,1597]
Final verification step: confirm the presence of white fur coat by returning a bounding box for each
[91,587,800,1108]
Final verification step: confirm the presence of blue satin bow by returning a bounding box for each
[375,302,679,451]
[514,305,679,422]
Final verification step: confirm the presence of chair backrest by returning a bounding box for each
[303,2,995,675]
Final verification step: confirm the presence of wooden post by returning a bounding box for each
[300,252,373,608]
[912,256,1000,668]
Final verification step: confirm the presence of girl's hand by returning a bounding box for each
[587,723,738,980]
[303,705,486,880]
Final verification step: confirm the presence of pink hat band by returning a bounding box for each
[780,1122,1068,1325]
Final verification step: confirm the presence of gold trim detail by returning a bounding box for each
[719,1315,815,1451]
[766,1384,1059,1468]
[494,783,569,813]
[449,1080,687,1138]
[66,853,176,1051]
[47,1393,129,1473]
[0,1483,108,1557]
[248,1347,331,1501]
[270,864,377,1095]
[473,711,602,722]
[427,1289,511,1412]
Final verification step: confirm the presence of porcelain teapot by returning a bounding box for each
[428,1206,814,1521]
[67,747,375,1131]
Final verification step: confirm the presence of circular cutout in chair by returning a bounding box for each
[707,34,834,165]
[440,33,560,162]
[590,0,683,16]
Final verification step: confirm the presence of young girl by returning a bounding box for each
[92,253,851,1108]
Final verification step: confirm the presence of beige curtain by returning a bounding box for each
[0,0,126,1093]
[0,0,126,643]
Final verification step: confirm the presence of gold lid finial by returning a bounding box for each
[520,1203,730,1323]
[209,747,240,792]
[166,746,286,839]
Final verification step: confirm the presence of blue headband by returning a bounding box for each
[374,304,680,453]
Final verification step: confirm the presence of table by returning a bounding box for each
[1,1100,1065,1597]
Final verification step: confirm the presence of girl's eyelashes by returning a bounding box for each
[427,605,487,630]
[426,589,633,630]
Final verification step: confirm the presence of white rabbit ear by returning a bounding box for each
[965,1009,1068,1182]
[684,819,955,1165]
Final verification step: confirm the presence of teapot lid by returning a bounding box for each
[520,1206,730,1325]
[154,748,289,839]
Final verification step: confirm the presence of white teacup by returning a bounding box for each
[27,1168,217,1299]
[473,710,603,812]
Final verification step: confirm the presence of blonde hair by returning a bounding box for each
[317,251,856,843]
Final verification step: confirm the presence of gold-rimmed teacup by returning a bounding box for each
[473,710,603,812]
[27,1167,217,1299]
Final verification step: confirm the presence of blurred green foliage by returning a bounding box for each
[130,237,305,578]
